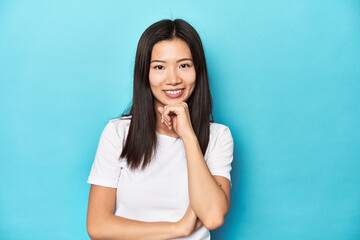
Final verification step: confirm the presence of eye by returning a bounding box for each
[180,63,191,68]
[154,65,164,70]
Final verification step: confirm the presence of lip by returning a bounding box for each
[163,88,185,98]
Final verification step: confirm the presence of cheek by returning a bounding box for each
[185,70,196,89]
[149,71,164,89]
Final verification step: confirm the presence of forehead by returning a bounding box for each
[151,38,192,60]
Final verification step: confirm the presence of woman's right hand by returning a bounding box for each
[176,204,203,237]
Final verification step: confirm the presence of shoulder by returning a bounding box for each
[103,116,131,141]
[207,122,233,151]
[205,122,234,159]
[108,116,131,131]
[209,122,232,139]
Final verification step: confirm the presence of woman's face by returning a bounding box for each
[149,38,196,107]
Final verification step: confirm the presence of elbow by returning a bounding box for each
[87,212,115,240]
[87,225,100,240]
[87,220,104,240]
[203,214,225,231]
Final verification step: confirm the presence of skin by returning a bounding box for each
[86,38,231,240]
[150,38,231,231]
[149,38,196,138]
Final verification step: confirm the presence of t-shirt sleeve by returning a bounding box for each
[87,120,122,188]
[206,125,234,187]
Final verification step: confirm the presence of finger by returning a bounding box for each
[163,119,172,130]
[158,107,165,124]
[165,111,172,122]
[157,106,164,114]
[195,219,202,230]
[162,106,169,122]
[163,106,180,122]
[169,113,176,121]
[160,112,171,126]
[163,116,171,126]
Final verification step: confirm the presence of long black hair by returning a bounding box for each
[121,19,213,171]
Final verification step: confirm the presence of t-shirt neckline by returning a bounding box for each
[155,131,181,141]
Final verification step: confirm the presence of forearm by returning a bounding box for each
[183,134,229,228]
[88,213,182,240]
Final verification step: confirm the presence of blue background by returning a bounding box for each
[0,0,359,239]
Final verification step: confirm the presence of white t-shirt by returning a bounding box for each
[87,117,233,240]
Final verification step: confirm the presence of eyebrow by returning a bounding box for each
[150,58,193,63]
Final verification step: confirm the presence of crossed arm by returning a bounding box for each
[87,103,231,239]
[87,173,230,240]
[87,185,183,240]
[182,134,231,229]
[87,156,230,240]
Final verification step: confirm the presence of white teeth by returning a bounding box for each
[165,89,182,95]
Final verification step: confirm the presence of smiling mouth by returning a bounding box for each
[163,88,185,98]
[164,89,182,95]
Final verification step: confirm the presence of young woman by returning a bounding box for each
[86,19,234,240]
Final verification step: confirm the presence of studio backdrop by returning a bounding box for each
[0,0,359,239]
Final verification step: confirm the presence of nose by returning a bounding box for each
[165,67,182,85]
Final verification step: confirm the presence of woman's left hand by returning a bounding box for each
[157,102,195,139]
